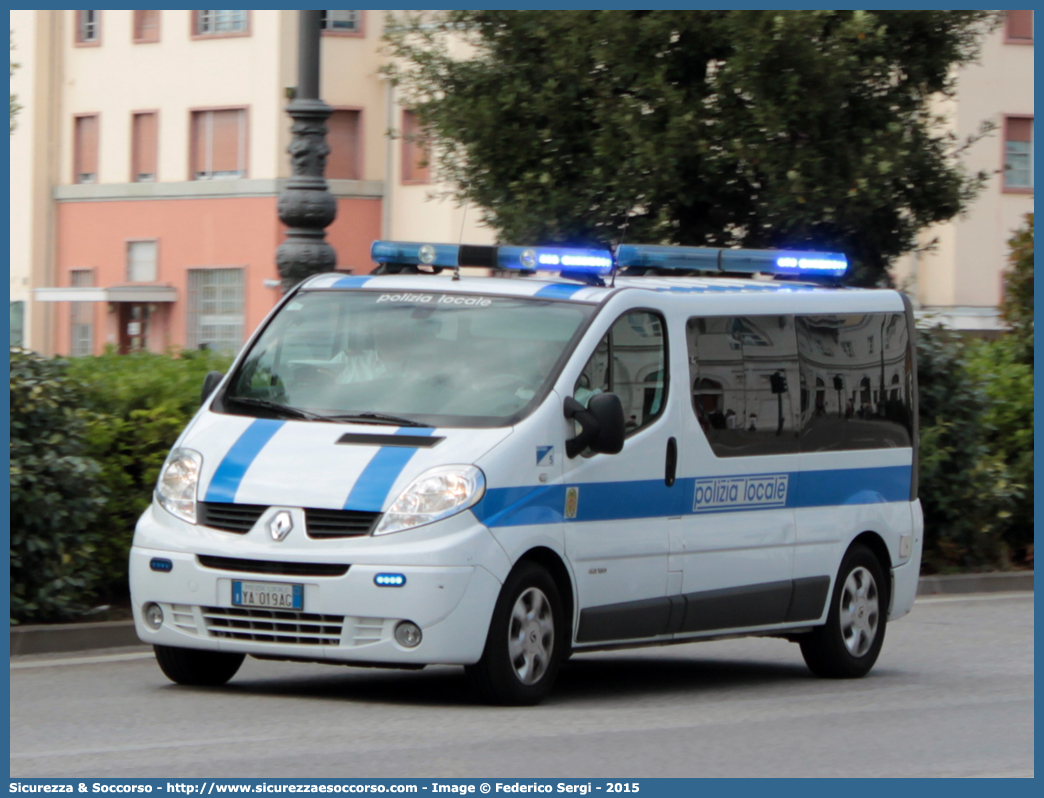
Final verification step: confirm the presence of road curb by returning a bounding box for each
[9,571,1034,658]
[916,570,1033,596]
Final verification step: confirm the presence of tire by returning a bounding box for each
[154,645,245,686]
[800,543,888,679]
[466,561,566,706]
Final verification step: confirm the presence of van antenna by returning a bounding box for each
[453,197,470,282]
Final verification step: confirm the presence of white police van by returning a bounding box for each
[131,240,923,704]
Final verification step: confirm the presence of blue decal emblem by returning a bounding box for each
[536,445,554,466]
[693,474,789,513]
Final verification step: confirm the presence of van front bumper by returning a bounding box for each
[129,504,509,666]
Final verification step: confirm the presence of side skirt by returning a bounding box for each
[575,576,830,644]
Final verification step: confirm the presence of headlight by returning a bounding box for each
[373,465,486,536]
[155,448,203,524]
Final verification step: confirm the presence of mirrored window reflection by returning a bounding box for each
[796,314,912,451]
[575,310,667,434]
[687,316,800,456]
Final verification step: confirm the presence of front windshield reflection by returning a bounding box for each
[223,290,594,427]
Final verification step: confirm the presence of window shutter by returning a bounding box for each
[1007,10,1033,40]
[326,110,360,179]
[1008,117,1033,143]
[75,115,99,182]
[134,10,159,42]
[132,112,158,181]
[210,109,243,175]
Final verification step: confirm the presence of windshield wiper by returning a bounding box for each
[225,396,330,422]
[322,411,428,428]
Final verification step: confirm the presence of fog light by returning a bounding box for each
[143,602,164,631]
[394,621,422,648]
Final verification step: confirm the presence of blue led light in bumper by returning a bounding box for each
[374,573,407,587]
[150,558,173,573]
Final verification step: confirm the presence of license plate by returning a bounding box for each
[232,580,304,611]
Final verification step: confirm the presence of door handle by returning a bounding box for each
[665,437,678,487]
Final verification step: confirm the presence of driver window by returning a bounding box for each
[574,310,667,433]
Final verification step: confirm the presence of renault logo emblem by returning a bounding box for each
[268,510,293,542]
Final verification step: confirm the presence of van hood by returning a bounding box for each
[185,411,512,512]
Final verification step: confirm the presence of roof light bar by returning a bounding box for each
[497,246,615,275]
[370,240,460,268]
[616,244,847,278]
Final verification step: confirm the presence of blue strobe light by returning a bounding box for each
[497,246,615,276]
[374,573,407,587]
[616,244,847,278]
[370,240,461,268]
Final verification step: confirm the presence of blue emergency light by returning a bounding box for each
[496,246,615,276]
[616,244,847,278]
[370,240,461,268]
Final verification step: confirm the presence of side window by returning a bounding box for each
[574,310,667,434]
[796,314,913,451]
[687,315,800,456]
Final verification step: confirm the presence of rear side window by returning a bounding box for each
[796,314,913,451]
[687,316,801,456]
[575,310,667,434]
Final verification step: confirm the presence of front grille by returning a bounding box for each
[202,606,344,646]
[198,502,266,534]
[305,508,381,538]
[196,555,350,577]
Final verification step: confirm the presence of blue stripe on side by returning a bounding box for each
[534,284,586,299]
[343,427,435,512]
[472,465,911,528]
[332,276,372,288]
[204,419,285,503]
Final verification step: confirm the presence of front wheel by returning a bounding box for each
[466,562,565,705]
[800,543,888,678]
[154,645,245,686]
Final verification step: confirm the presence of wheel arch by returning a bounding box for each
[849,530,893,606]
[515,546,575,641]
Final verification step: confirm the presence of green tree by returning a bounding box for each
[386,10,1000,284]
[1000,213,1033,364]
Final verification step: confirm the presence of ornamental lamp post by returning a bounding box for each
[276,10,337,292]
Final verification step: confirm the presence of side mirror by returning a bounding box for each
[201,371,224,404]
[564,393,625,458]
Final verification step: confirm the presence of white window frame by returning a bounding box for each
[196,10,247,35]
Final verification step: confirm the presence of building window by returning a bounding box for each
[131,112,158,181]
[401,110,430,184]
[127,240,158,282]
[326,109,361,180]
[187,268,244,352]
[70,270,95,356]
[321,10,363,35]
[1004,116,1033,191]
[74,114,99,184]
[75,11,101,44]
[133,10,160,43]
[191,109,247,180]
[1005,10,1033,44]
[194,10,248,36]
[10,301,25,348]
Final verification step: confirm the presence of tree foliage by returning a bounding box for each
[1000,213,1033,364]
[66,348,233,600]
[385,10,1000,284]
[916,329,1017,571]
[10,349,106,622]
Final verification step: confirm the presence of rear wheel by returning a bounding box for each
[800,543,887,678]
[154,645,245,686]
[466,561,565,705]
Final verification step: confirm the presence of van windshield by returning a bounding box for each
[220,289,596,428]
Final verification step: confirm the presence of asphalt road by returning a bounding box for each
[10,593,1034,778]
